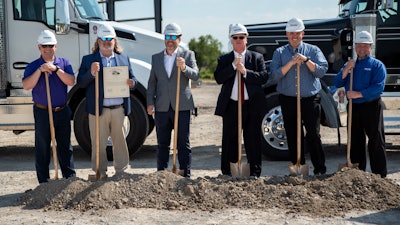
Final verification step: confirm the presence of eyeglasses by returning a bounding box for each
[41,45,54,48]
[232,36,246,40]
[99,37,114,41]
[165,35,180,41]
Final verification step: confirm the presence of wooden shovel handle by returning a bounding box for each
[296,64,301,166]
[237,70,242,165]
[172,68,181,172]
[346,68,353,164]
[95,71,100,180]
[44,72,58,180]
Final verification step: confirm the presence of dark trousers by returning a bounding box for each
[350,98,387,177]
[279,94,326,174]
[221,99,264,176]
[155,108,191,177]
[33,105,76,183]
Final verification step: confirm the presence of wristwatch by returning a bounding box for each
[304,57,310,63]
[54,66,61,73]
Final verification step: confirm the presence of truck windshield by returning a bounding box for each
[338,0,369,17]
[73,0,105,20]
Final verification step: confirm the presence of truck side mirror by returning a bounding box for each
[55,0,70,34]
[339,29,353,61]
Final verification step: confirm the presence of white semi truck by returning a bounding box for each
[0,0,165,156]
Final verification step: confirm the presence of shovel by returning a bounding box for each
[172,67,185,176]
[230,70,250,178]
[44,72,59,181]
[338,67,359,170]
[289,64,309,176]
[88,71,103,181]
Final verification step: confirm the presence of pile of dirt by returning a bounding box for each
[19,168,400,217]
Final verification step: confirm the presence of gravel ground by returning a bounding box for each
[1,81,400,225]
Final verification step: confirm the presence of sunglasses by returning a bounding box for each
[99,37,114,41]
[41,45,54,48]
[165,35,180,41]
[232,36,246,40]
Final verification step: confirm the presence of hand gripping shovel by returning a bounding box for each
[338,67,359,170]
[230,70,250,178]
[88,71,103,181]
[44,72,59,181]
[172,67,185,176]
[289,64,309,176]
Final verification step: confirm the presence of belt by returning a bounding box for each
[34,103,66,112]
[103,104,123,109]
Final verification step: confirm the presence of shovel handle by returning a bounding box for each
[95,71,100,180]
[237,70,243,165]
[44,72,58,180]
[172,68,181,172]
[346,68,353,164]
[296,64,301,165]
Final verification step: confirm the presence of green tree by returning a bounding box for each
[188,35,222,80]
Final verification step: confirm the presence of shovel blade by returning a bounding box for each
[88,173,107,182]
[338,162,359,171]
[171,167,185,177]
[288,163,309,177]
[230,162,250,178]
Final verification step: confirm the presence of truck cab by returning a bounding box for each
[245,0,400,159]
[0,0,165,156]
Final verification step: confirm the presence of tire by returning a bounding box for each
[261,93,290,160]
[73,95,149,159]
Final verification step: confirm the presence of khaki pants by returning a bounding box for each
[89,107,129,175]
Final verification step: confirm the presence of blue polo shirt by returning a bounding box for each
[23,56,74,107]
[334,55,386,104]
[270,42,328,97]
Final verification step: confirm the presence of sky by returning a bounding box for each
[113,0,340,52]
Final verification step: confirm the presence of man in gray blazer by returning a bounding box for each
[146,23,199,177]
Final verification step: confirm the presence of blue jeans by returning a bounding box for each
[155,108,191,177]
[33,105,76,183]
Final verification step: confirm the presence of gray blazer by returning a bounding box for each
[147,46,199,112]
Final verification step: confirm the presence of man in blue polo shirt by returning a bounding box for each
[270,18,328,176]
[334,31,387,178]
[22,30,76,183]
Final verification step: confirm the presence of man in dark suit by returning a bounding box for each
[146,23,199,177]
[214,23,269,177]
[77,23,137,178]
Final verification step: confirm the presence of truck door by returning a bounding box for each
[8,0,81,88]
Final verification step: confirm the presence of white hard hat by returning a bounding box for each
[355,31,373,44]
[285,18,305,32]
[97,23,116,38]
[164,23,182,35]
[229,23,248,37]
[37,30,57,45]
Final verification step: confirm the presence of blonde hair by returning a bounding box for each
[91,38,123,54]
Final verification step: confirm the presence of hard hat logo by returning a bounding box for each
[37,30,57,45]
[285,18,305,32]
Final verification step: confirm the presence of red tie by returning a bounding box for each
[241,74,245,104]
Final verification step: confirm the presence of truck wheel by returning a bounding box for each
[73,95,149,159]
[261,93,289,160]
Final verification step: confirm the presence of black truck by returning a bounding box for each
[245,0,400,159]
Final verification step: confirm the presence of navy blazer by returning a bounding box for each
[214,50,268,116]
[77,51,137,116]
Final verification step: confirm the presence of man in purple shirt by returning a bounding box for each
[334,31,387,178]
[22,30,76,183]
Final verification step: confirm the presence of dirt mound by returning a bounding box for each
[18,168,400,217]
